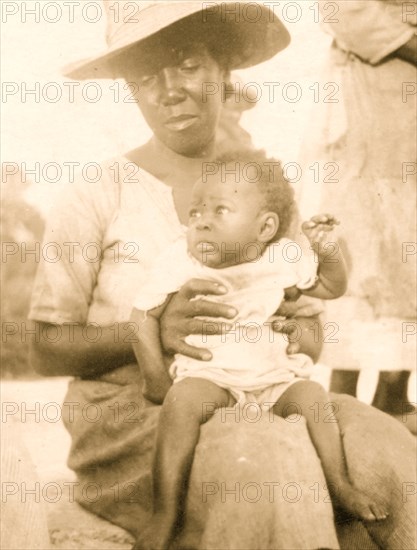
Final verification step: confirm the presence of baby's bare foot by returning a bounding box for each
[133,512,176,550]
[334,482,389,522]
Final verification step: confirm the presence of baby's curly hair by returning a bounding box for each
[213,149,297,241]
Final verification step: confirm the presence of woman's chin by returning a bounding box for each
[173,141,214,158]
[157,130,215,158]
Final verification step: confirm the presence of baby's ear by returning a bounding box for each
[259,212,279,243]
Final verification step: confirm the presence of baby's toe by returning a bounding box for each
[370,504,389,522]
[362,510,378,522]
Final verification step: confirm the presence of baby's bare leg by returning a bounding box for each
[273,380,389,522]
[134,378,230,550]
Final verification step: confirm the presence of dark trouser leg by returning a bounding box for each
[329,370,360,396]
[372,370,414,414]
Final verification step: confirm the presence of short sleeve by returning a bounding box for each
[133,238,193,311]
[271,238,318,291]
[321,1,416,64]
[28,172,117,324]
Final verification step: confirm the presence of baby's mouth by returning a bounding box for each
[196,242,217,253]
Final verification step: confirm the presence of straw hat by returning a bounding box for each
[64,1,290,79]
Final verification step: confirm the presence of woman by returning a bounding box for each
[29,2,415,549]
[300,0,417,433]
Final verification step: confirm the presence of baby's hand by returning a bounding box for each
[302,214,340,254]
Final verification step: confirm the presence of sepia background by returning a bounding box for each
[3,0,415,391]
[2,0,334,376]
[1,1,416,548]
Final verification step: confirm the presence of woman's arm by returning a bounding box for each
[30,321,136,378]
[31,281,228,381]
[28,171,124,378]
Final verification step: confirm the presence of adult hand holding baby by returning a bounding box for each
[161,280,322,362]
[160,279,237,361]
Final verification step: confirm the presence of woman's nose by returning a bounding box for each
[159,67,186,106]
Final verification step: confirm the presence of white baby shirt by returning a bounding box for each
[134,235,318,395]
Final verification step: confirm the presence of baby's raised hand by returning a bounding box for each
[302,214,340,254]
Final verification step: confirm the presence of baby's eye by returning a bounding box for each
[189,209,201,219]
[216,206,230,215]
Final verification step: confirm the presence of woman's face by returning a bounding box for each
[125,42,227,157]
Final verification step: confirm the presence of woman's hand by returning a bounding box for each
[160,279,237,361]
[272,315,323,363]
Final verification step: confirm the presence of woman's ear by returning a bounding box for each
[221,71,234,103]
[222,72,258,111]
[223,69,231,82]
[258,212,279,243]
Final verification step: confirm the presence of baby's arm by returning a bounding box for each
[301,214,348,300]
[131,300,173,404]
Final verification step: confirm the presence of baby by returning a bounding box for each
[131,152,388,550]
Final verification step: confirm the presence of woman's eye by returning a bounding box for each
[189,210,201,219]
[139,75,157,86]
[216,206,229,215]
[181,60,200,74]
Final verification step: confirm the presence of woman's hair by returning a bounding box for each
[214,149,297,240]
[168,14,239,70]
[119,10,246,74]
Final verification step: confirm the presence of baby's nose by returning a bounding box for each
[196,214,212,230]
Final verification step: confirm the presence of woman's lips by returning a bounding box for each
[164,115,198,131]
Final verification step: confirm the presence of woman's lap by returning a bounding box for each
[62,377,416,549]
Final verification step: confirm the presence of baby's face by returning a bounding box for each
[187,173,266,268]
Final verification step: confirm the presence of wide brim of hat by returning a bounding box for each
[64,2,290,80]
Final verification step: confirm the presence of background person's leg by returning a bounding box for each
[329,370,360,396]
[372,371,416,434]
[372,371,414,413]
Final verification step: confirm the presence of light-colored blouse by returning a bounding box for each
[29,157,322,328]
